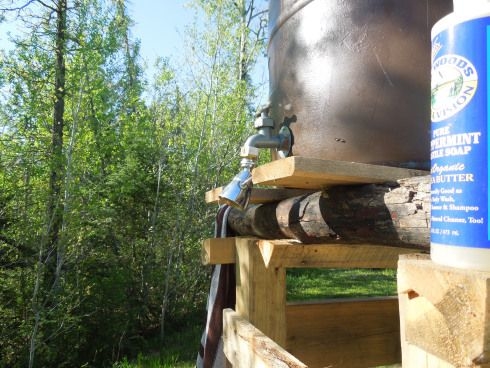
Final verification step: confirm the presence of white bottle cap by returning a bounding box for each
[453,0,490,13]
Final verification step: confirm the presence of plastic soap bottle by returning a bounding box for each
[430,0,490,270]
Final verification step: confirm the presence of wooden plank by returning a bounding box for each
[223,309,308,368]
[235,238,287,347]
[286,297,401,368]
[258,239,422,269]
[252,156,428,189]
[398,254,490,368]
[201,237,236,265]
[202,238,420,268]
[202,238,422,268]
[205,186,314,204]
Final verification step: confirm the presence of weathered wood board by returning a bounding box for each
[252,156,428,189]
[205,156,428,203]
[205,187,314,205]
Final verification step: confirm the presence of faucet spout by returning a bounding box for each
[241,109,292,160]
[218,158,255,210]
[243,132,282,150]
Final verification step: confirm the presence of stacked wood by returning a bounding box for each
[227,175,430,249]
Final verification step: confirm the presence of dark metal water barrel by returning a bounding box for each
[268,0,452,169]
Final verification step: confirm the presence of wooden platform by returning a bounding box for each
[252,156,427,189]
[206,156,428,204]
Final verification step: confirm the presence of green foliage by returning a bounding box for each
[0,0,268,367]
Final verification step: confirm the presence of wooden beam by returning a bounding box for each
[252,156,428,189]
[235,238,287,347]
[286,297,401,368]
[223,309,308,368]
[398,254,490,368]
[201,237,236,265]
[202,237,422,268]
[205,186,314,205]
[258,239,421,269]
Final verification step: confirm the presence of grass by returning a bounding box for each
[113,322,202,368]
[113,354,192,368]
[287,268,397,301]
[116,268,398,367]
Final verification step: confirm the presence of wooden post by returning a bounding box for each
[398,254,490,368]
[234,237,287,347]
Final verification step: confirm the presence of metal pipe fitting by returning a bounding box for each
[218,158,255,210]
[218,106,292,210]
[241,108,292,160]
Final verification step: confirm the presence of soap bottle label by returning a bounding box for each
[431,17,489,249]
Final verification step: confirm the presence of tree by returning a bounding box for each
[0,0,151,366]
[149,0,269,342]
[0,0,270,366]
[0,1,70,365]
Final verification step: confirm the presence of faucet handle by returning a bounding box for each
[254,112,274,129]
[255,103,271,118]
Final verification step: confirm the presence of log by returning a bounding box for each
[227,175,430,248]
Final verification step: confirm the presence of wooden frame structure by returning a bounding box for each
[203,237,419,367]
[204,157,429,367]
[203,157,490,366]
